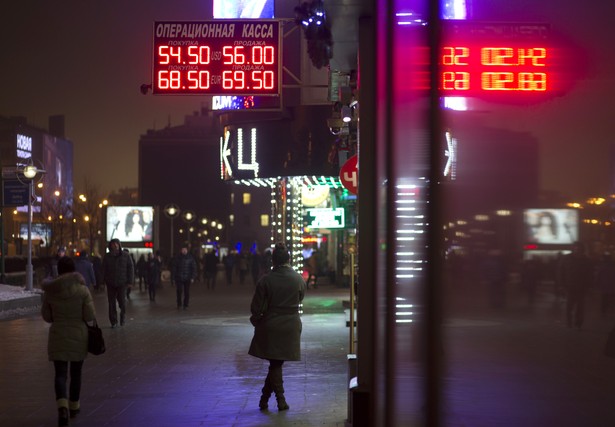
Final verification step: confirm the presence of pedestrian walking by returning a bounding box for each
[136,254,147,291]
[102,239,134,327]
[521,257,541,308]
[125,249,136,300]
[41,256,96,427]
[74,251,96,291]
[238,250,249,284]
[204,249,219,290]
[595,252,615,317]
[483,249,508,309]
[172,246,197,309]
[46,247,67,279]
[306,250,319,289]
[251,249,262,285]
[562,241,593,329]
[248,243,306,411]
[147,251,162,301]
[223,250,236,285]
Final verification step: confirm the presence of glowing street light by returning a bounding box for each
[17,160,46,291]
[164,204,180,257]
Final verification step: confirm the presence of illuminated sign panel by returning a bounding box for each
[441,44,550,95]
[439,22,564,98]
[153,20,281,96]
[220,106,337,181]
[306,207,345,229]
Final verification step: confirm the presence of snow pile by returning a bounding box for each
[0,284,42,320]
[0,284,42,301]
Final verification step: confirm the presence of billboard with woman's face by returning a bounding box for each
[524,208,579,245]
[106,206,154,243]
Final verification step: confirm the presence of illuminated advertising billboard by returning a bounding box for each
[19,223,52,246]
[106,206,154,243]
[524,208,578,245]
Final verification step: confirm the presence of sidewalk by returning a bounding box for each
[0,278,352,427]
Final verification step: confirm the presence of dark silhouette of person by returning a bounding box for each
[204,249,219,290]
[249,243,306,411]
[521,257,542,308]
[172,246,197,309]
[146,252,162,302]
[562,242,593,329]
[595,252,615,317]
[102,239,134,327]
[41,256,96,426]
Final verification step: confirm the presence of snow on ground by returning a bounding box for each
[0,284,42,320]
[0,284,41,301]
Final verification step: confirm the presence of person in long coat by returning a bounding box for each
[248,243,305,411]
[41,256,96,427]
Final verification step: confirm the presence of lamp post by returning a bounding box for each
[18,161,46,291]
[164,204,180,257]
[182,210,195,249]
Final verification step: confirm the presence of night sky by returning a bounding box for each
[2,1,615,199]
[0,1,211,194]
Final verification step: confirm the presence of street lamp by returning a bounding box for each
[164,204,180,257]
[17,160,45,291]
[182,210,195,249]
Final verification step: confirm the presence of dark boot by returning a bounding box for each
[259,374,273,410]
[269,365,289,411]
[58,407,69,427]
[69,400,80,418]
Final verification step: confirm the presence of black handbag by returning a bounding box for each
[86,319,106,355]
[605,328,615,358]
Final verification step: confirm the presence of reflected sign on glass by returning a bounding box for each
[441,45,549,94]
[152,20,281,95]
[523,208,578,245]
[438,21,567,98]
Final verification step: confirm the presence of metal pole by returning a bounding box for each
[170,217,174,258]
[0,207,5,284]
[26,180,33,291]
[349,252,355,354]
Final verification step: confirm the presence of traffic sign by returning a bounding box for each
[2,167,18,179]
[2,179,29,207]
[339,154,358,195]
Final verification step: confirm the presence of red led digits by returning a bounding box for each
[152,20,280,95]
[440,45,550,95]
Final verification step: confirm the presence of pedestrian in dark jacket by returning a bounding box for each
[136,254,147,291]
[563,241,593,328]
[172,246,197,309]
[595,252,615,316]
[74,252,96,291]
[102,238,134,327]
[249,243,305,411]
[41,256,96,427]
[204,249,219,290]
[47,247,67,279]
[146,251,162,301]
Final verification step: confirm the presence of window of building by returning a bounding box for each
[243,192,251,204]
[260,214,269,227]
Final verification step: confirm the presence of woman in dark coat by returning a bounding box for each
[249,243,305,411]
[42,256,96,427]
